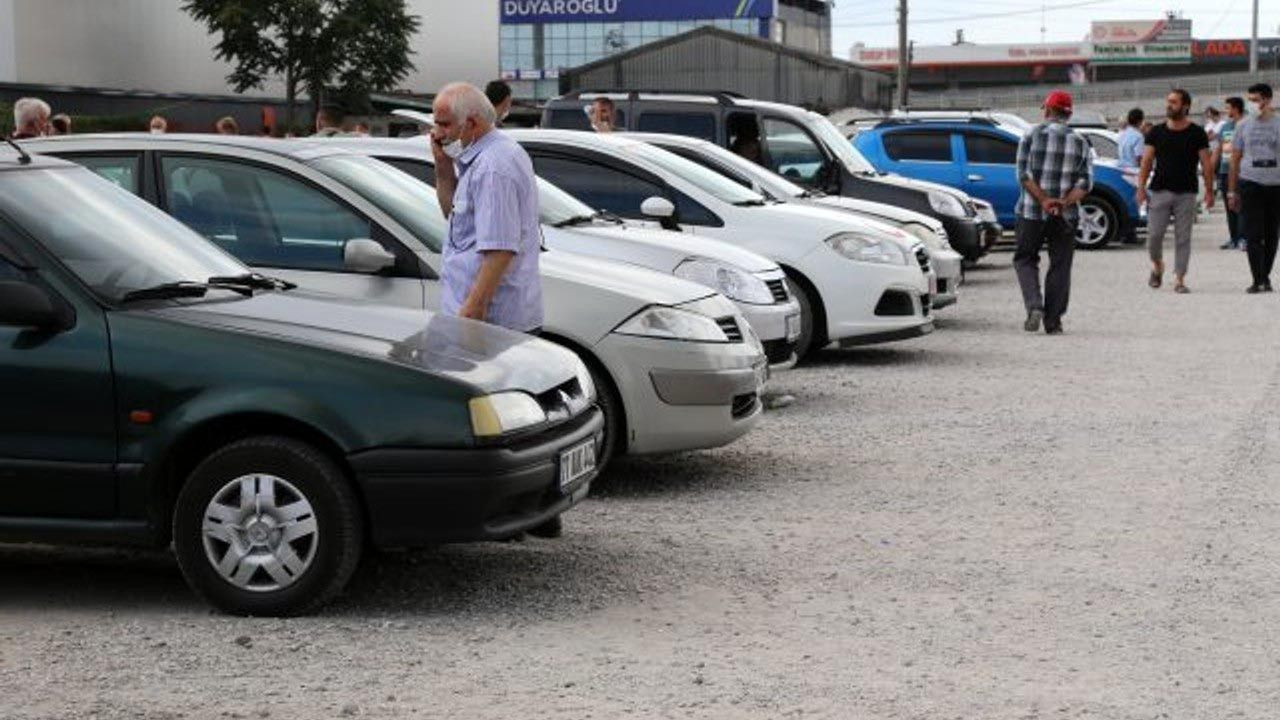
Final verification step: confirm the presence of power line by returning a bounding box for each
[833,0,1117,27]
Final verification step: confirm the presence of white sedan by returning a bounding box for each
[509,129,934,360]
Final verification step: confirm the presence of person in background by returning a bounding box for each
[10,97,51,138]
[49,114,71,135]
[149,115,168,134]
[1204,106,1223,146]
[484,80,513,126]
[1013,90,1093,335]
[728,114,763,164]
[1213,97,1246,250]
[313,106,344,137]
[1137,89,1213,294]
[1117,107,1145,170]
[214,116,239,135]
[351,121,370,136]
[588,97,616,133]
[1228,83,1280,293]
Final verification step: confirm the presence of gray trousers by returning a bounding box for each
[1147,190,1197,276]
[1014,216,1075,322]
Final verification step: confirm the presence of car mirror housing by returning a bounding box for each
[0,280,72,331]
[344,238,397,274]
[640,196,675,219]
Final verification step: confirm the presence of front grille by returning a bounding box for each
[716,316,744,343]
[730,392,759,419]
[534,377,591,424]
[921,294,932,317]
[937,278,948,294]
[765,278,789,303]
[762,338,796,365]
[874,289,915,317]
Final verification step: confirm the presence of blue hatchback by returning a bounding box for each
[853,119,1142,248]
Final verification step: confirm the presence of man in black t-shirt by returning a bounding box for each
[1137,88,1214,293]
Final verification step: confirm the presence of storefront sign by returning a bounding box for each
[500,0,773,24]
[1092,41,1192,64]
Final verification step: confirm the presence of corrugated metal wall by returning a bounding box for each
[565,34,890,110]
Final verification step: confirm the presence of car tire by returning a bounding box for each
[172,436,364,617]
[1076,195,1118,249]
[789,279,819,361]
[587,363,623,476]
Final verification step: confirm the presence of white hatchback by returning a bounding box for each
[509,129,934,359]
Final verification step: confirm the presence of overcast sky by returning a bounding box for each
[832,0,1278,55]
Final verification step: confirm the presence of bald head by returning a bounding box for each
[435,82,496,128]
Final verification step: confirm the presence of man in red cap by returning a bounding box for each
[1012,90,1093,335]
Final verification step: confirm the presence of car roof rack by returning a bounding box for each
[556,89,745,105]
[871,117,1000,128]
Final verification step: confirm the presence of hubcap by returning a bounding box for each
[201,474,319,592]
[1076,204,1110,246]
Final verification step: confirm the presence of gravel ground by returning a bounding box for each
[6,215,1280,719]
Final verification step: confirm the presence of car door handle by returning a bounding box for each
[967,174,984,182]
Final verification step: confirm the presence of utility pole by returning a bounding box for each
[1250,0,1260,73]
[897,0,909,109]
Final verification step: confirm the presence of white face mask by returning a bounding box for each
[1254,102,1268,115]
[441,138,465,159]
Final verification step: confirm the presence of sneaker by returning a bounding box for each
[1247,284,1264,294]
[1174,284,1191,294]
[1221,240,1237,249]
[1266,282,1275,293]
[1024,309,1043,332]
[1044,322,1064,335]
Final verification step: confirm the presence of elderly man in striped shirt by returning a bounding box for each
[1013,90,1094,335]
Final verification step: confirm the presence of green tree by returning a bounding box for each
[182,0,419,130]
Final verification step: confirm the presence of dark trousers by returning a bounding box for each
[1242,181,1280,286]
[1014,216,1075,323]
[1218,173,1241,242]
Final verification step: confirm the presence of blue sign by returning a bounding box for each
[500,0,773,24]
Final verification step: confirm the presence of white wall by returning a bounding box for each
[0,0,17,83]
[7,0,498,98]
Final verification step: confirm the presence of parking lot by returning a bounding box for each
[6,215,1280,718]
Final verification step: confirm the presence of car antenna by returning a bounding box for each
[3,137,32,165]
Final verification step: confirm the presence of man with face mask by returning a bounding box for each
[1229,83,1280,293]
[1137,89,1213,294]
[431,81,542,331]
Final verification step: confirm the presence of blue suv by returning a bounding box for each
[853,119,1142,249]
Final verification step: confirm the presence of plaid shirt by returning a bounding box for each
[1015,120,1094,222]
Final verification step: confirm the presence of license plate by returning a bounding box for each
[784,313,802,342]
[559,439,596,493]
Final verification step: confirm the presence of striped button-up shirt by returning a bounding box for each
[1015,120,1094,222]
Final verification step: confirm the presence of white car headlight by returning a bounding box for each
[928,191,967,218]
[902,222,946,249]
[573,359,597,403]
[673,258,775,305]
[469,391,547,438]
[613,306,729,343]
[825,232,909,265]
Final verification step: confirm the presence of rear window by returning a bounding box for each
[963,134,1017,164]
[636,112,716,141]
[545,106,626,131]
[883,132,953,162]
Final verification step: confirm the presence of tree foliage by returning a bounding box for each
[182,0,419,126]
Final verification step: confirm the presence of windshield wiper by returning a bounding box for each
[120,281,212,303]
[733,199,767,207]
[207,272,297,291]
[551,214,596,228]
[594,209,625,224]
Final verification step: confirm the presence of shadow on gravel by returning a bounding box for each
[0,544,199,612]
[592,446,781,500]
[801,345,934,368]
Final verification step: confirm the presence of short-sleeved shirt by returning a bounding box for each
[1117,126,1144,170]
[1145,122,1209,193]
[441,129,544,332]
[1217,119,1237,175]
[1235,114,1280,186]
[1015,120,1093,222]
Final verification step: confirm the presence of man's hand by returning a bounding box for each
[1229,193,1241,212]
[430,133,450,166]
[1136,187,1148,208]
[1040,197,1063,216]
[1203,188,1215,210]
[458,297,488,321]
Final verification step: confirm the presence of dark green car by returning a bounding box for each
[0,148,602,616]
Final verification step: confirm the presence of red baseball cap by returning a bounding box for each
[1043,90,1074,113]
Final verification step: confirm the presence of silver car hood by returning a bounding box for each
[152,290,580,395]
[546,222,779,274]
[539,249,715,307]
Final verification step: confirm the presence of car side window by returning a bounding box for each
[0,252,25,282]
[883,132,953,162]
[531,154,665,219]
[160,156,373,272]
[546,107,627,131]
[963,133,1017,165]
[380,157,435,186]
[67,154,142,193]
[637,112,717,142]
[761,117,826,184]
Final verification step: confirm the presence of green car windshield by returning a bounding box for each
[310,154,447,253]
[0,167,246,302]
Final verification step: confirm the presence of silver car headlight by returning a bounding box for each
[469,392,547,438]
[903,221,949,250]
[928,190,967,218]
[673,258,775,305]
[573,359,597,403]
[613,306,728,343]
[825,232,910,266]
